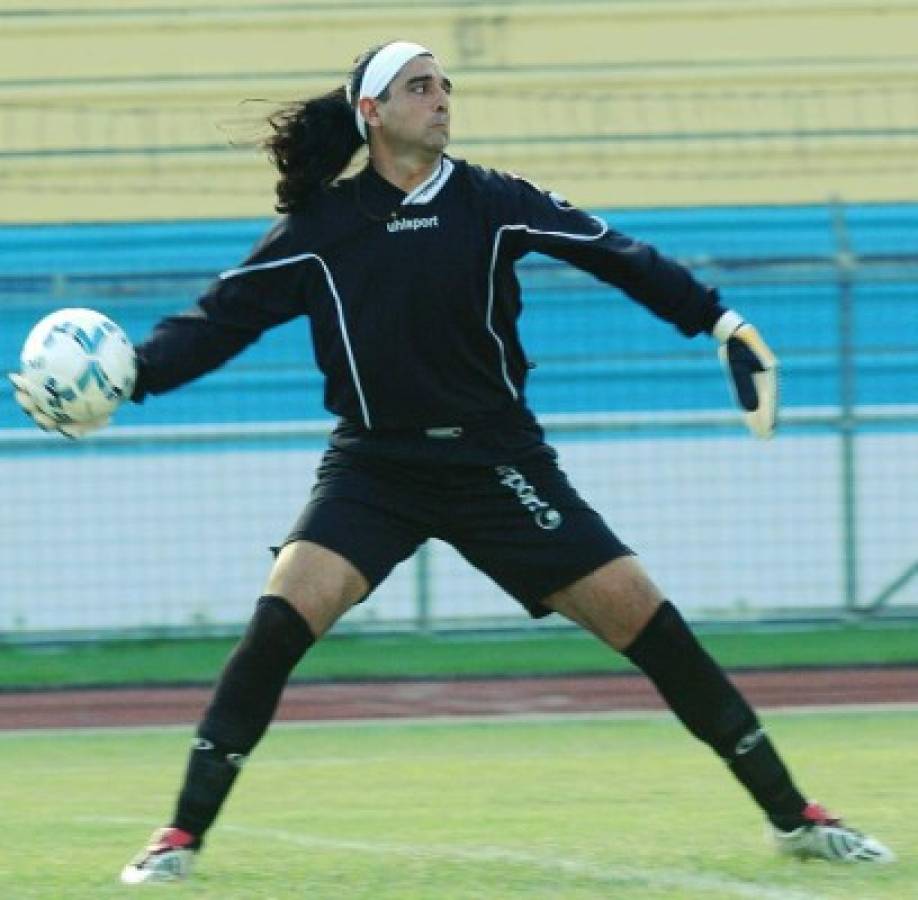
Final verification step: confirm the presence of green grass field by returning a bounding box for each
[1,710,913,899]
[3,622,918,688]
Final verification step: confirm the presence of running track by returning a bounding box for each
[1,666,916,730]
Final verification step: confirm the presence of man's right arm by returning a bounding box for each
[133,218,310,401]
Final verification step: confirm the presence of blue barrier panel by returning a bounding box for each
[1,203,916,429]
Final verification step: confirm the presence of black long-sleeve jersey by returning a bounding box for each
[134,156,725,462]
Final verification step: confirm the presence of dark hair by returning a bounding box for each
[262,44,390,213]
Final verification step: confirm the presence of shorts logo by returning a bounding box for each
[495,466,563,530]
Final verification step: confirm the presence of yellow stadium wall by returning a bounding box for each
[3,0,917,222]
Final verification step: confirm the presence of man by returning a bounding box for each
[10,41,894,882]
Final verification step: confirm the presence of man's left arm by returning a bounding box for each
[502,175,779,438]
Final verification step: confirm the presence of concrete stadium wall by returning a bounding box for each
[3,0,918,221]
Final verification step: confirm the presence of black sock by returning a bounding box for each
[624,601,807,828]
[170,737,241,847]
[171,595,315,839]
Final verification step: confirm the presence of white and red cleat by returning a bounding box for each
[120,826,200,884]
[773,801,895,863]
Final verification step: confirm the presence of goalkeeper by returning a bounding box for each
[12,40,892,881]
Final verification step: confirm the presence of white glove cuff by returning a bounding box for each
[713,310,746,343]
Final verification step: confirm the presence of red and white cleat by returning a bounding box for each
[120,826,200,884]
[773,801,895,863]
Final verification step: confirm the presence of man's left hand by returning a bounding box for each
[714,311,778,439]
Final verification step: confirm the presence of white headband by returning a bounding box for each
[348,41,431,140]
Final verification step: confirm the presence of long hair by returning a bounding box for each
[262,45,387,213]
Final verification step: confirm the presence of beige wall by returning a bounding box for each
[3,0,917,221]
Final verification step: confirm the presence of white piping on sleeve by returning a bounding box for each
[486,217,609,400]
[486,229,519,399]
[220,253,372,429]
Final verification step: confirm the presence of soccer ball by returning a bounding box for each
[19,307,137,424]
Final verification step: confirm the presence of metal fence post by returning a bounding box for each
[414,541,432,633]
[829,197,859,614]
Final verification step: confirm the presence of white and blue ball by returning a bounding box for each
[19,307,137,423]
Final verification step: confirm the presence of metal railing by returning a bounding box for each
[2,401,916,630]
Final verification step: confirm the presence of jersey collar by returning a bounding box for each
[358,155,454,213]
[402,156,454,205]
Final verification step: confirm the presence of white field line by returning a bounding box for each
[3,702,918,740]
[77,815,825,900]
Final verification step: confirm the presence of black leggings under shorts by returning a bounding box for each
[278,447,633,618]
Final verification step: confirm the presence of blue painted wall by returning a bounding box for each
[1,204,916,431]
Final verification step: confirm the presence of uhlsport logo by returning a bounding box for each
[387,215,439,234]
[495,465,563,530]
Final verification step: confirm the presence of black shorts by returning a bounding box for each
[279,447,633,618]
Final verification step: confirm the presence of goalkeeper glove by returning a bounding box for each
[713,310,778,439]
[8,372,111,440]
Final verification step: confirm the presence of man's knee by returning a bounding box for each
[239,594,315,665]
[543,556,664,649]
[265,540,369,637]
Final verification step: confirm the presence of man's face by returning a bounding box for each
[364,55,452,154]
